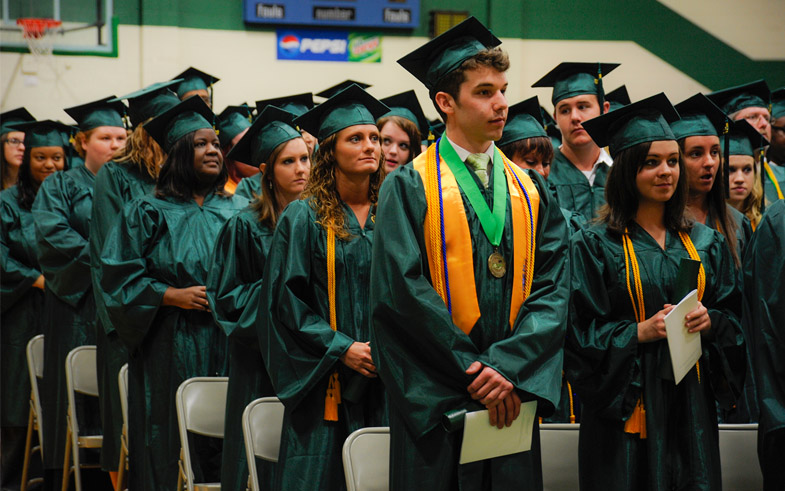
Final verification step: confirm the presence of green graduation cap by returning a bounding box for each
[540,106,562,145]
[143,96,214,153]
[771,87,785,120]
[294,84,389,142]
[255,93,314,119]
[379,90,429,136]
[227,106,302,166]
[497,96,547,147]
[397,16,501,91]
[316,80,371,100]
[216,104,252,147]
[581,92,679,158]
[670,93,727,141]
[64,96,127,131]
[422,118,445,145]
[110,79,183,128]
[1,107,35,136]
[606,85,631,112]
[707,79,770,116]
[532,62,620,108]
[723,119,769,157]
[171,67,220,99]
[11,120,76,149]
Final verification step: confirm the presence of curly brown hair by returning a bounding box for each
[431,47,510,120]
[302,131,385,240]
[112,122,165,180]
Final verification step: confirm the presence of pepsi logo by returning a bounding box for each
[279,34,300,55]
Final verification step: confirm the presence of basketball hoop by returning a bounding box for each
[16,18,62,58]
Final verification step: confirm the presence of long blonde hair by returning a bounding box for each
[112,123,166,180]
[732,159,763,229]
[302,133,385,240]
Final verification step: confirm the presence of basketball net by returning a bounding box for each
[16,18,62,59]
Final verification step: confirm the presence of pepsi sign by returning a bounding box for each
[277,30,381,63]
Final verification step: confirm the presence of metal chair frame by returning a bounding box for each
[241,397,284,491]
[342,427,390,491]
[21,334,45,491]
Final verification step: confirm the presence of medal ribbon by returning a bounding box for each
[324,227,341,421]
[438,139,507,247]
[622,227,706,439]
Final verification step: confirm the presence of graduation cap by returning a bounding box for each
[497,96,547,147]
[540,106,562,145]
[255,93,314,119]
[1,107,35,136]
[671,93,728,141]
[171,67,220,99]
[379,90,429,136]
[294,84,389,142]
[423,118,445,145]
[143,96,214,153]
[707,79,770,116]
[64,96,127,131]
[771,87,785,120]
[581,92,679,158]
[110,79,183,128]
[11,120,77,149]
[723,119,769,157]
[227,106,302,166]
[532,62,620,110]
[316,80,371,100]
[216,104,253,147]
[606,85,631,112]
[397,16,501,91]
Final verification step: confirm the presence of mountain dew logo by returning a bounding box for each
[348,33,381,63]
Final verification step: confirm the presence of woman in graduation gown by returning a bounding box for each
[743,199,785,490]
[0,120,68,489]
[33,97,126,485]
[89,81,180,480]
[98,96,245,490]
[1,108,34,190]
[566,94,746,490]
[377,90,425,173]
[257,84,389,491]
[206,106,310,491]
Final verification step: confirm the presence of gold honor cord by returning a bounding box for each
[621,228,707,439]
[324,226,341,421]
[763,160,785,200]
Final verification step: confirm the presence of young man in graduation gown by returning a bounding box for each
[370,17,570,490]
[744,199,785,490]
[532,63,618,219]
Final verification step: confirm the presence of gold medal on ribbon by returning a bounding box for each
[488,250,506,278]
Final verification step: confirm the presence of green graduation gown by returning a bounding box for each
[32,165,101,470]
[565,222,746,491]
[98,192,244,491]
[1,186,45,484]
[233,174,263,202]
[205,208,275,491]
[258,198,387,491]
[547,147,609,220]
[763,160,785,203]
[90,160,155,471]
[370,160,570,490]
[743,199,785,489]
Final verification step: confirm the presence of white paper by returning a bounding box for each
[458,401,537,464]
[664,289,702,384]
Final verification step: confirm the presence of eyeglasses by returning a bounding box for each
[3,138,23,146]
[742,113,770,125]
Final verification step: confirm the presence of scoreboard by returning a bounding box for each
[243,0,420,29]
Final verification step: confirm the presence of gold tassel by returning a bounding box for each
[624,398,647,439]
[324,371,340,421]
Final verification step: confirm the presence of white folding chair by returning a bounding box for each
[540,423,580,491]
[175,377,228,491]
[61,345,102,491]
[21,334,45,491]
[242,397,285,491]
[342,427,390,491]
[718,423,762,490]
[116,364,129,491]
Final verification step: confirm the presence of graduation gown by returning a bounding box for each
[32,165,101,469]
[98,192,244,491]
[205,208,275,491]
[565,222,746,491]
[743,199,785,489]
[233,174,263,202]
[258,198,387,491]
[90,160,155,471]
[547,147,609,220]
[763,160,785,203]
[370,160,570,491]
